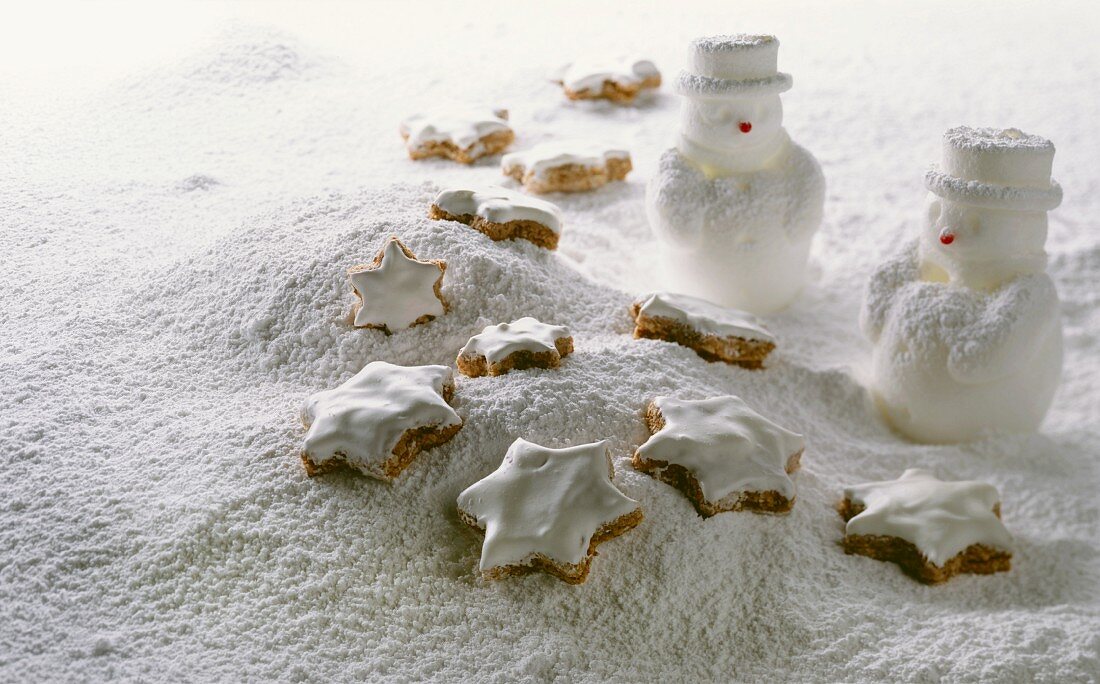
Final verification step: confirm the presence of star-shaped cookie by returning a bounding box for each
[456,438,643,584]
[633,395,804,517]
[501,140,632,194]
[456,316,573,377]
[554,57,661,103]
[429,185,563,250]
[348,237,446,333]
[399,107,514,163]
[838,468,1013,584]
[300,361,462,480]
[631,291,776,368]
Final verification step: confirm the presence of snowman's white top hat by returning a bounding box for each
[676,34,793,98]
[925,127,1062,211]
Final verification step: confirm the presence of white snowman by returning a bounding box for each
[646,34,825,314]
[861,126,1064,443]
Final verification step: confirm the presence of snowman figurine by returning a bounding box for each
[646,34,825,314]
[861,126,1064,443]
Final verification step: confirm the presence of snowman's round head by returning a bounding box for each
[681,94,783,153]
[920,127,1062,289]
[921,196,1048,288]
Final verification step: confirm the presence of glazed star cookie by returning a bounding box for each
[457,438,643,584]
[300,361,463,481]
[457,317,573,377]
[837,468,1013,584]
[348,237,446,334]
[633,396,804,517]
[501,141,632,194]
[399,107,514,163]
[429,185,563,250]
[554,57,661,103]
[631,291,776,368]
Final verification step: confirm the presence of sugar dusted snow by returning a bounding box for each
[2,5,1099,683]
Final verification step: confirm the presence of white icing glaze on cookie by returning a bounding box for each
[301,361,461,479]
[459,316,570,364]
[636,395,803,502]
[433,185,563,235]
[457,438,640,571]
[399,108,511,154]
[502,141,630,180]
[556,57,660,92]
[349,238,445,331]
[634,291,775,343]
[843,468,1013,566]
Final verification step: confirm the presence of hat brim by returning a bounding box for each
[675,71,792,97]
[924,167,1062,211]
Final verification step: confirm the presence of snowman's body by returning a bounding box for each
[645,34,825,314]
[863,240,1063,443]
[862,127,1064,443]
[648,134,824,313]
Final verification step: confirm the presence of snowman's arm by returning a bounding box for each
[648,149,707,247]
[859,240,920,343]
[947,274,1060,385]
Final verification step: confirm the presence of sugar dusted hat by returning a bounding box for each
[925,126,1062,211]
[676,34,793,98]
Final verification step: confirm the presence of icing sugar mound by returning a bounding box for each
[180,26,318,86]
[175,173,221,192]
[136,183,627,382]
[5,176,1099,684]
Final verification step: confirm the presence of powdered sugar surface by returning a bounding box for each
[2,5,1099,683]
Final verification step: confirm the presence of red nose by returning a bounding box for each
[939,229,955,245]
[739,121,752,133]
